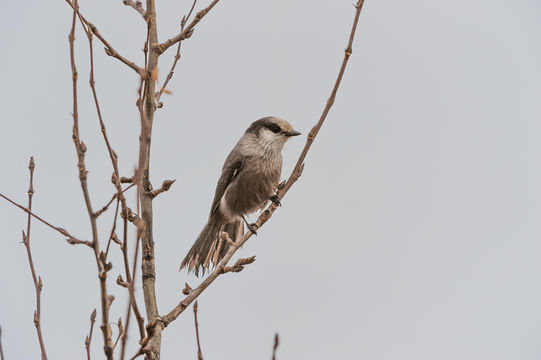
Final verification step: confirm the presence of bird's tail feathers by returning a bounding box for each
[180,218,243,276]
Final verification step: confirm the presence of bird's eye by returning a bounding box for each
[266,124,281,133]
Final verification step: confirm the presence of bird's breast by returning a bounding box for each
[223,155,281,216]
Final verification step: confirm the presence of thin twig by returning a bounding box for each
[123,0,146,19]
[85,309,97,360]
[64,0,145,78]
[0,193,88,246]
[279,0,365,197]
[121,210,146,341]
[69,1,114,358]
[155,0,221,55]
[272,333,279,360]
[120,187,144,360]
[154,0,198,108]
[193,301,203,360]
[104,199,121,257]
[113,317,124,350]
[78,10,147,341]
[149,0,366,336]
[95,194,119,218]
[144,179,176,199]
[221,256,256,274]
[0,326,5,360]
[22,157,48,360]
[95,183,136,218]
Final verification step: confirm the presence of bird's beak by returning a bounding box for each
[284,130,301,137]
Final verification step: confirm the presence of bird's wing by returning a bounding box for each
[209,150,243,218]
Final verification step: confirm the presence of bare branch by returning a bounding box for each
[95,195,118,219]
[193,301,203,360]
[64,0,145,78]
[85,309,97,360]
[66,238,94,248]
[0,193,87,245]
[123,0,146,19]
[154,0,198,108]
[76,8,147,344]
[182,282,193,295]
[22,157,48,360]
[153,0,367,334]
[272,333,279,360]
[113,317,124,350]
[279,0,365,196]
[104,200,121,257]
[120,193,145,360]
[69,1,114,357]
[137,1,163,358]
[155,0,221,55]
[144,179,176,199]
[221,256,256,274]
[0,326,5,360]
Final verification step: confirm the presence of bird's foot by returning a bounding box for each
[242,215,258,235]
[246,223,258,236]
[270,194,282,207]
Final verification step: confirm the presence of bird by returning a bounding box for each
[180,116,301,275]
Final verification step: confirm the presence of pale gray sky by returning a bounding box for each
[1,0,541,359]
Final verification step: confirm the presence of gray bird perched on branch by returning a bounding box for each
[180,116,301,275]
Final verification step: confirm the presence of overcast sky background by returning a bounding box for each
[1,0,541,359]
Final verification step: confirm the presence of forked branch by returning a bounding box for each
[155,0,221,55]
[154,0,198,108]
[69,0,114,357]
[79,9,146,341]
[64,0,145,78]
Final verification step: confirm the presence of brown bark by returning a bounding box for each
[139,1,161,358]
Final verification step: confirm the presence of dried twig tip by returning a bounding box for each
[182,282,192,295]
[222,256,256,274]
[272,333,280,360]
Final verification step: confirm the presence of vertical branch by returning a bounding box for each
[85,309,97,360]
[120,186,144,360]
[80,15,146,340]
[0,326,5,360]
[138,0,161,358]
[22,157,48,360]
[68,1,114,358]
[193,301,203,360]
[120,210,143,360]
[271,333,279,360]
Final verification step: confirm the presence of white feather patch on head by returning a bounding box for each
[259,127,287,152]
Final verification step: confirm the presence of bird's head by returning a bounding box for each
[246,116,301,152]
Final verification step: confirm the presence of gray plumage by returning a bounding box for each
[180,116,300,275]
